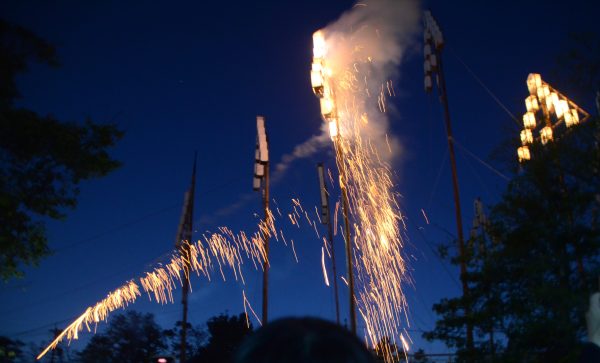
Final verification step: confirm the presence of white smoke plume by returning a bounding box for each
[313,0,421,358]
[271,122,330,182]
[320,0,419,162]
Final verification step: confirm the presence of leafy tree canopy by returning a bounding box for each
[189,313,253,363]
[0,19,122,280]
[78,311,166,363]
[0,336,24,363]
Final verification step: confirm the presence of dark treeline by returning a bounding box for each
[0,311,252,363]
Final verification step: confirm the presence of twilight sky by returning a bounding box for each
[1,0,599,358]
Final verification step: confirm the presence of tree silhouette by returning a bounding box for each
[163,320,206,360]
[0,19,122,280]
[427,115,600,362]
[0,336,24,362]
[188,313,253,363]
[79,311,166,363]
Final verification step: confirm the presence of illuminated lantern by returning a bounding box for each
[523,111,536,129]
[537,84,550,100]
[311,63,324,97]
[517,146,531,162]
[328,120,338,138]
[313,31,326,59]
[571,109,580,125]
[540,126,553,144]
[564,109,573,127]
[554,99,568,119]
[546,92,559,112]
[527,73,542,95]
[320,97,334,119]
[525,95,539,112]
[520,129,533,144]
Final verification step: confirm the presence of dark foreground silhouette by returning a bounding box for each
[235,317,376,363]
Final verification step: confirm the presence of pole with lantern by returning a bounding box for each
[253,115,270,325]
[310,30,357,335]
[518,73,591,280]
[423,10,474,352]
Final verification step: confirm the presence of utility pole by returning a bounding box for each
[423,10,473,352]
[253,116,270,325]
[317,162,341,325]
[175,154,197,363]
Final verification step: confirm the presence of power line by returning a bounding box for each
[450,136,510,182]
[447,45,521,128]
[412,225,461,290]
[55,204,179,252]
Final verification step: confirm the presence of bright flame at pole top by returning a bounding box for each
[312,30,327,59]
[310,30,338,139]
[308,6,412,361]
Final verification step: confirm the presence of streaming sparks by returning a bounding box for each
[38,210,282,360]
[310,24,410,362]
[37,281,141,359]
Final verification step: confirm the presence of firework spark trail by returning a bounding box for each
[38,205,292,360]
[311,0,419,361]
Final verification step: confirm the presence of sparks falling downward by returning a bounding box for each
[309,1,418,359]
[312,30,358,334]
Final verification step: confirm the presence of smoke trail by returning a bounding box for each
[320,0,419,162]
[271,122,331,182]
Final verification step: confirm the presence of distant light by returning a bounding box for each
[158,359,167,363]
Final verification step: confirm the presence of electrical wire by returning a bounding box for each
[450,136,510,182]
[446,45,521,128]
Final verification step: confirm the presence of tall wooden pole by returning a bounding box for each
[434,47,473,351]
[262,160,270,325]
[333,136,357,335]
[318,162,341,325]
[179,154,196,363]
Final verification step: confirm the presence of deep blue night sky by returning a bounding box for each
[1,0,599,358]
